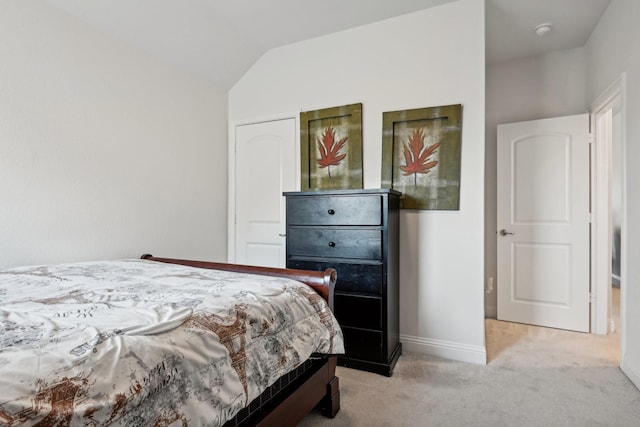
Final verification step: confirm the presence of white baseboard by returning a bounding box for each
[400,334,487,365]
[621,358,640,391]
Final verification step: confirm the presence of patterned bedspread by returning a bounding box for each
[0,259,344,426]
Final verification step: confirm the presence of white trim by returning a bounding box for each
[591,75,625,112]
[621,358,640,391]
[589,74,626,337]
[618,73,629,379]
[589,105,613,335]
[400,334,487,365]
[227,120,237,263]
[227,112,300,264]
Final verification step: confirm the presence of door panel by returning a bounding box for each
[235,119,295,267]
[497,114,590,332]
[513,134,569,223]
[513,243,570,304]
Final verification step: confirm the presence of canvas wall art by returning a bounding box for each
[300,103,363,191]
[381,104,462,210]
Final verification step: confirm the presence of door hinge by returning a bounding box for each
[588,133,593,144]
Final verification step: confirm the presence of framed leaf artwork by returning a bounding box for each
[381,104,462,210]
[300,103,363,191]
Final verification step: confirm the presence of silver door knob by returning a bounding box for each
[499,229,514,236]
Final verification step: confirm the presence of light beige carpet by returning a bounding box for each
[300,288,640,426]
[486,287,621,368]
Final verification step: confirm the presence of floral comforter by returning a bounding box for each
[0,259,343,426]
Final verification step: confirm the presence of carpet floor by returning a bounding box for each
[300,289,640,426]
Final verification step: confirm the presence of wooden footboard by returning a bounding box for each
[140,254,337,309]
[140,254,341,426]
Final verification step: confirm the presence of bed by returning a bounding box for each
[0,254,344,426]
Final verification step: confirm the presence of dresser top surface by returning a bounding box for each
[283,188,401,197]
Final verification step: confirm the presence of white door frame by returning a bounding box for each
[589,73,626,339]
[227,112,300,263]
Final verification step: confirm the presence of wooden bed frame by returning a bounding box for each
[141,255,341,427]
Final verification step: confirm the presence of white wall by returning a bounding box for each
[586,0,640,389]
[0,1,228,269]
[485,48,588,317]
[230,0,486,363]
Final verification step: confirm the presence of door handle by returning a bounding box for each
[499,229,514,236]
[278,233,286,237]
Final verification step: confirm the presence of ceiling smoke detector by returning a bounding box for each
[534,23,553,36]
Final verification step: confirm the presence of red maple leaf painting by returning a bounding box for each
[399,128,440,187]
[316,125,348,179]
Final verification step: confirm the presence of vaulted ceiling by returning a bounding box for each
[44,0,612,88]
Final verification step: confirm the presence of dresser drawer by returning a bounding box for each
[287,229,381,260]
[341,327,383,362]
[287,195,382,226]
[287,260,383,295]
[334,294,382,329]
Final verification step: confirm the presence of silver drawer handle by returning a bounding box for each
[327,209,335,215]
[328,241,336,248]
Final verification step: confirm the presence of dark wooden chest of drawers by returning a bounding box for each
[284,189,401,376]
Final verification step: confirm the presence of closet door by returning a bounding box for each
[234,118,296,267]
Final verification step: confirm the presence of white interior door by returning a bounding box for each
[235,118,296,267]
[497,114,590,332]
